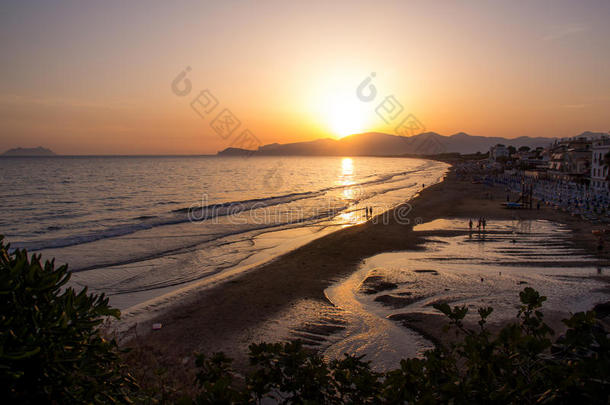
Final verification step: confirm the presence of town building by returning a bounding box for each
[591,137,610,193]
[546,138,592,183]
[489,144,508,162]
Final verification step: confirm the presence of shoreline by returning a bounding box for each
[111,159,447,333]
[124,167,610,382]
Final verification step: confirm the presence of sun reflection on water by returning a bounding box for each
[340,158,357,200]
[338,210,361,226]
[341,157,353,176]
[336,158,367,224]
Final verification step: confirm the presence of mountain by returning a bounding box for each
[1,146,56,156]
[218,132,556,156]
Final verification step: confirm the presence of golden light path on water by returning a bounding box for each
[338,157,364,225]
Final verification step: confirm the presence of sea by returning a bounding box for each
[0,156,448,314]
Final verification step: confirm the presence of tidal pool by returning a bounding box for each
[323,219,608,371]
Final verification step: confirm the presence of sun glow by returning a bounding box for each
[328,102,368,138]
[313,83,373,139]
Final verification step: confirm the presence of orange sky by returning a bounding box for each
[1,1,609,155]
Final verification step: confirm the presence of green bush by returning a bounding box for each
[190,288,609,404]
[0,236,137,403]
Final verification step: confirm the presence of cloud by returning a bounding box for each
[543,23,589,41]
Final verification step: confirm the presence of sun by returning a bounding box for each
[329,103,367,138]
[321,91,370,139]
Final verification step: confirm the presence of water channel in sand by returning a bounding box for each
[323,219,608,371]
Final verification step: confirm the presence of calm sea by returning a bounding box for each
[0,156,448,310]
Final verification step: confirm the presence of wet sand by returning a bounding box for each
[124,168,610,379]
[325,218,608,370]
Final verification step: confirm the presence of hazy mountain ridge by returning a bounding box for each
[2,147,56,156]
[218,131,560,156]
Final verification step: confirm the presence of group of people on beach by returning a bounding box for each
[365,206,374,219]
[469,217,487,231]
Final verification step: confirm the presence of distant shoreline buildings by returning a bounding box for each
[488,132,610,194]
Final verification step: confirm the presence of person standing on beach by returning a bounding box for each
[469,219,473,231]
[482,217,486,231]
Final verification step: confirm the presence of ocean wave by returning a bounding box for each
[173,190,324,216]
[19,191,335,252]
[15,165,434,254]
[70,203,348,274]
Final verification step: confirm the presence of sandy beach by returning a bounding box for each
[125,166,610,384]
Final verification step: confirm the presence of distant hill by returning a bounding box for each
[218,131,557,157]
[2,147,56,156]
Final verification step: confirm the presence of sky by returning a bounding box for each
[1,0,609,155]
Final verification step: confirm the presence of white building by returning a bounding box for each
[591,137,610,193]
[489,144,508,162]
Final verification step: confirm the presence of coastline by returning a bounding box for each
[124,167,610,382]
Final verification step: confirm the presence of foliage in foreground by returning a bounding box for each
[0,235,608,404]
[0,236,138,403]
[190,288,609,404]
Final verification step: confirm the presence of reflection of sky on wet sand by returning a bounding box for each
[324,219,608,371]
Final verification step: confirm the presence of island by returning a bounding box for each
[1,147,56,156]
